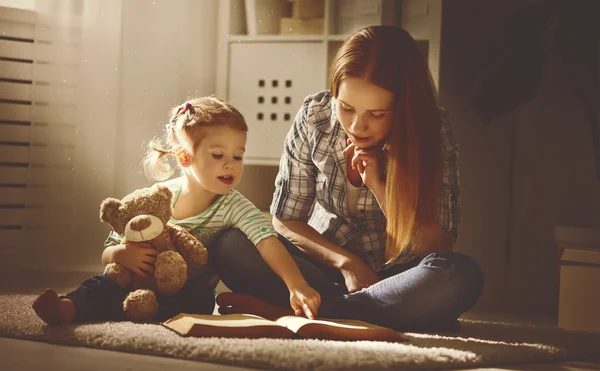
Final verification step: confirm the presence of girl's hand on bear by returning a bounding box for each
[114,243,158,278]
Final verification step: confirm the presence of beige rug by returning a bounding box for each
[0,294,598,371]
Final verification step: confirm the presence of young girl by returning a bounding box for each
[210,26,485,332]
[33,96,320,325]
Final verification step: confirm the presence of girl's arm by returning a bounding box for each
[101,245,121,265]
[101,243,157,278]
[255,236,321,319]
[272,218,380,292]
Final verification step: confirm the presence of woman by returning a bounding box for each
[210,25,483,332]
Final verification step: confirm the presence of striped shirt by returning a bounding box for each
[105,177,278,284]
[270,91,461,272]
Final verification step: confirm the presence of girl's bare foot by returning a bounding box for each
[216,292,293,320]
[32,288,77,325]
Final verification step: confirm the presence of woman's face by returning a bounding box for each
[336,77,394,149]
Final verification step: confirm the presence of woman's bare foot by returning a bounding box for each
[216,292,294,320]
[32,288,77,325]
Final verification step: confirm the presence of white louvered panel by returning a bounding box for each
[33,43,79,64]
[33,84,77,105]
[31,124,76,144]
[0,186,73,205]
[0,9,81,42]
[0,145,74,166]
[31,105,76,125]
[0,124,75,145]
[0,60,32,81]
[0,228,71,248]
[2,41,79,65]
[0,229,21,247]
[0,167,27,183]
[2,40,34,60]
[0,208,72,226]
[36,25,81,45]
[0,102,78,124]
[1,5,80,270]
[0,82,76,105]
[24,228,73,247]
[0,6,36,24]
[0,19,35,39]
[0,61,79,86]
[29,145,75,166]
[0,103,30,121]
[0,81,31,101]
[0,125,28,142]
[0,246,19,256]
[1,166,74,186]
[0,146,28,162]
[33,63,78,85]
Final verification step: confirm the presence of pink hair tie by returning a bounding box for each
[181,102,192,112]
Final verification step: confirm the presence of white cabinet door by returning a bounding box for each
[228,42,326,165]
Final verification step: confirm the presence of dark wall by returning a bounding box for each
[440,0,600,314]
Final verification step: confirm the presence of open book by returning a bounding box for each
[162,313,409,342]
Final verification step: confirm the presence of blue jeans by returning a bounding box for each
[209,229,484,331]
[63,274,215,323]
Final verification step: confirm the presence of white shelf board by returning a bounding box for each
[326,34,353,41]
[227,34,360,43]
[228,34,326,43]
[244,157,280,166]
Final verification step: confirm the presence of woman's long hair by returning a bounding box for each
[330,26,443,263]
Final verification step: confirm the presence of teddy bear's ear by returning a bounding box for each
[152,184,173,203]
[99,198,121,223]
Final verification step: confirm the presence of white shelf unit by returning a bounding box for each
[216,0,441,166]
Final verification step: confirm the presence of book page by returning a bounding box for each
[274,316,382,333]
[169,313,282,328]
[162,313,296,339]
[274,316,409,342]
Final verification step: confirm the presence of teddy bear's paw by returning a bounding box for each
[123,289,158,322]
[155,251,187,295]
[104,263,133,288]
[185,241,208,266]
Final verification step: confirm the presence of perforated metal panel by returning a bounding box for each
[228,42,326,164]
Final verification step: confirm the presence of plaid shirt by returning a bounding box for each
[270,91,460,271]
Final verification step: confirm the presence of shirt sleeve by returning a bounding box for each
[228,192,279,246]
[104,230,123,247]
[269,97,318,222]
[437,109,461,239]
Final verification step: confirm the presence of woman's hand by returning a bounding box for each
[288,282,321,319]
[343,139,385,190]
[339,256,380,293]
[113,242,158,278]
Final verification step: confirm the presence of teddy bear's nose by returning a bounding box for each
[130,216,152,231]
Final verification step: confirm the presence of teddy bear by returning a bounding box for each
[99,184,208,322]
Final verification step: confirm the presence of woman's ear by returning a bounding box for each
[174,147,191,167]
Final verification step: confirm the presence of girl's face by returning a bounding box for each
[336,77,394,149]
[185,126,246,195]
